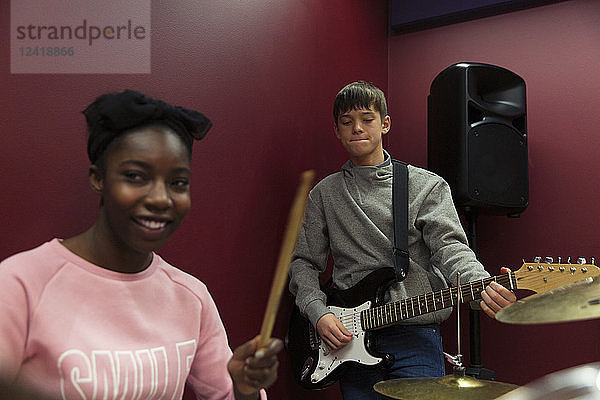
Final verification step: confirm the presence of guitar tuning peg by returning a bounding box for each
[592,257,596,265]
[545,256,554,264]
[557,256,562,264]
[533,256,542,263]
[577,257,587,264]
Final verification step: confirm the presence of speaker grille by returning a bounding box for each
[467,123,528,208]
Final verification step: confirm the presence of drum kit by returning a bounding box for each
[373,269,600,400]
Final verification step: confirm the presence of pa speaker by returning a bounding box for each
[427,62,528,216]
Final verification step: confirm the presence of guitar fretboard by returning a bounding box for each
[361,273,515,330]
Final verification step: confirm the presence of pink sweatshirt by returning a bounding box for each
[0,239,266,400]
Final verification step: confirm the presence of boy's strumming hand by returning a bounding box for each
[316,313,353,350]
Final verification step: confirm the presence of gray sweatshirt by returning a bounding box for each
[289,152,490,327]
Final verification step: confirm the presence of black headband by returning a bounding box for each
[83,89,212,164]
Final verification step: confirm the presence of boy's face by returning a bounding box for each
[334,106,391,166]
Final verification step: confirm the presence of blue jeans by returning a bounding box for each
[338,324,445,400]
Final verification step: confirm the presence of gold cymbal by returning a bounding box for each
[496,275,600,324]
[373,374,518,400]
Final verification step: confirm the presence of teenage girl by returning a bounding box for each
[0,90,282,400]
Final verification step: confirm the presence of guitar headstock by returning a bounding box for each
[512,257,600,294]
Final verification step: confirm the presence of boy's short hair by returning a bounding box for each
[333,81,388,126]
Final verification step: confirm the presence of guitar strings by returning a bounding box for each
[347,266,595,330]
[358,273,513,330]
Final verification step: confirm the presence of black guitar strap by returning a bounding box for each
[392,159,409,281]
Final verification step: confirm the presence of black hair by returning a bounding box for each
[83,90,212,170]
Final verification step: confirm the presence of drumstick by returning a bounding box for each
[258,170,315,348]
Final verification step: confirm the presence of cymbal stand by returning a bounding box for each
[443,273,466,377]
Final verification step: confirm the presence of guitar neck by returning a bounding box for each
[361,273,515,331]
[360,261,599,331]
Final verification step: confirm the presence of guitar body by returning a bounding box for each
[285,268,396,389]
[287,261,600,390]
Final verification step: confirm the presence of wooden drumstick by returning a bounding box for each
[258,170,315,348]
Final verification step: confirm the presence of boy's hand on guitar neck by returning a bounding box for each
[316,313,353,350]
[479,267,517,319]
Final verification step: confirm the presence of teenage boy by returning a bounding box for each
[288,81,515,399]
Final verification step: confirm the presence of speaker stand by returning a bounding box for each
[463,207,497,381]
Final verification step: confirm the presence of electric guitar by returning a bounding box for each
[285,261,600,390]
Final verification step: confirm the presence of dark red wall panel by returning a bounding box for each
[1,2,388,399]
[387,0,600,388]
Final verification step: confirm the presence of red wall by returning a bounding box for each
[1,1,387,399]
[387,0,600,388]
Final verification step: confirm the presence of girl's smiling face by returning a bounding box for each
[91,125,192,258]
